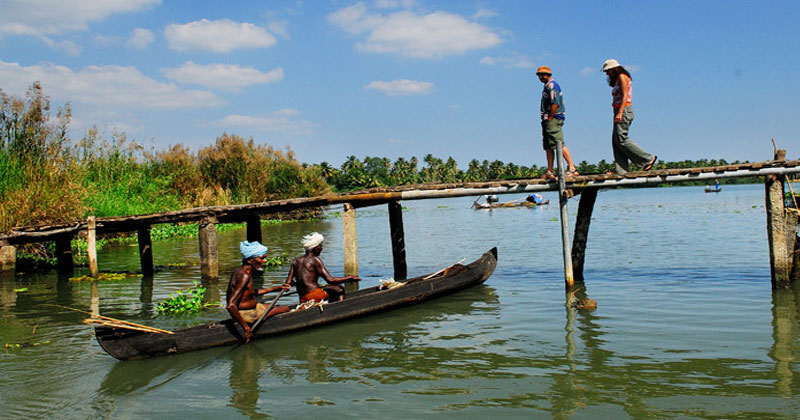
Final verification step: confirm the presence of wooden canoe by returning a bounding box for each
[95,248,498,360]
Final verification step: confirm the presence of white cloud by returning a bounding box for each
[472,8,498,20]
[39,36,82,56]
[328,4,501,58]
[480,52,533,68]
[267,21,290,39]
[580,67,594,76]
[162,62,283,91]
[165,19,277,53]
[216,110,313,134]
[126,28,155,50]
[365,79,434,96]
[0,0,160,36]
[0,60,224,109]
[375,0,417,9]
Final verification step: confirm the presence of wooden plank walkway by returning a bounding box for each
[2,159,799,246]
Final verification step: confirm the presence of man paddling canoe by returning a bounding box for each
[286,232,360,303]
[226,241,291,343]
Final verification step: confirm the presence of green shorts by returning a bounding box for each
[541,119,565,150]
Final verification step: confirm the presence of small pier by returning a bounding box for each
[2,158,799,288]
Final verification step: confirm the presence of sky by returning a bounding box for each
[1,0,799,168]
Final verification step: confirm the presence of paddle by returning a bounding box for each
[250,286,290,334]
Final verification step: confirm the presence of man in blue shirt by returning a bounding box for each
[537,66,578,179]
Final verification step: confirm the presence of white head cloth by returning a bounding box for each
[301,232,324,250]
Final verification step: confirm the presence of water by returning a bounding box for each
[2,184,799,418]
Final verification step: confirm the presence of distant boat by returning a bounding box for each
[704,185,722,193]
[472,194,549,209]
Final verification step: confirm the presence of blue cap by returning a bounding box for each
[240,241,268,260]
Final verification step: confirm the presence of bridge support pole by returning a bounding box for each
[572,188,598,281]
[199,216,219,279]
[388,201,407,280]
[0,245,15,272]
[246,214,262,244]
[766,173,796,288]
[555,139,574,288]
[55,234,74,274]
[137,227,154,277]
[343,203,358,277]
[87,216,99,278]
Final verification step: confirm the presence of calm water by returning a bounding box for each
[2,184,799,418]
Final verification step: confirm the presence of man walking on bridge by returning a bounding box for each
[537,65,578,180]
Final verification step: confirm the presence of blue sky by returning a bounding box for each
[1,0,798,167]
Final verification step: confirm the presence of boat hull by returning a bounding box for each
[95,248,498,360]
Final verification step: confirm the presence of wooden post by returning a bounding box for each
[87,216,99,278]
[342,203,358,277]
[388,201,407,280]
[554,139,574,287]
[246,214,262,244]
[199,215,219,279]
[0,245,15,272]
[55,234,74,274]
[766,175,791,287]
[572,188,598,281]
[137,227,154,277]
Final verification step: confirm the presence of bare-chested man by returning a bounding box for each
[226,241,290,342]
[286,232,360,303]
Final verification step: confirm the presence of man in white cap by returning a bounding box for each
[285,232,360,303]
[226,241,291,342]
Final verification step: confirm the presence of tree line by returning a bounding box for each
[313,155,752,192]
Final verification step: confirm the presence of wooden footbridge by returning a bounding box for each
[2,156,799,288]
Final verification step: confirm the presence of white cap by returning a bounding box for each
[602,59,621,72]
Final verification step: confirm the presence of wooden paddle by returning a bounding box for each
[250,286,289,334]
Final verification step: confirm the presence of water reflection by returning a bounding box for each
[770,282,800,397]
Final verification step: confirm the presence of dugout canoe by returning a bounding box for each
[95,248,498,360]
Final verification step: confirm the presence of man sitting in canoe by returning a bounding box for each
[286,232,360,303]
[226,241,291,342]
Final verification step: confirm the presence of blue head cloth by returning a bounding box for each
[240,241,268,260]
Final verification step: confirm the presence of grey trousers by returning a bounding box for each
[612,106,653,174]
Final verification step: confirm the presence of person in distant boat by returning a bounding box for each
[715,179,720,190]
[286,232,360,303]
[601,59,657,174]
[226,241,291,343]
[526,193,544,204]
[537,65,578,180]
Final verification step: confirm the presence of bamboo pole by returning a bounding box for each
[48,304,173,334]
[766,174,791,287]
[87,216,98,278]
[554,139,574,287]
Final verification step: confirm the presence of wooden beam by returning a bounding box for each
[766,175,791,287]
[55,234,73,274]
[199,216,219,279]
[246,214,262,243]
[388,201,407,280]
[572,188,598,281]
[87,216,99,278]
[137,227,154,277]
[342,203,358,277]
